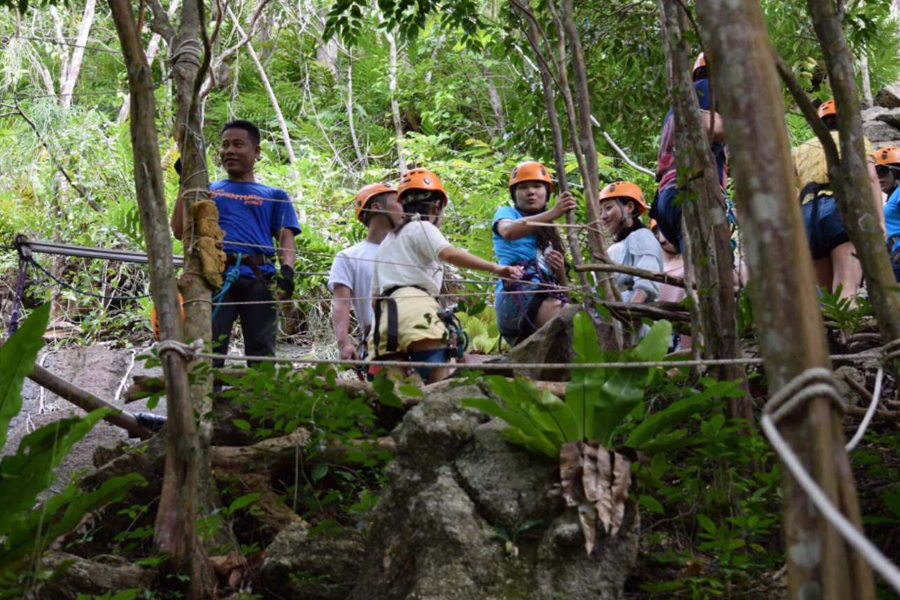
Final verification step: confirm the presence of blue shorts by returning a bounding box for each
[801,195,849,260]
[495,282,546,345]
[407,347,452,381]
[651,185,684,254]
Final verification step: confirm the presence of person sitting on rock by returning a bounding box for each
[650,52,726,255]
[599,181,663,311]
[876,145,900,282]
[792,99,882,300]
[329,182,400,377]
[370,168,523,384]
[492,161,576,346]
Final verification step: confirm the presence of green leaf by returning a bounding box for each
[459,397,558,459]
[398,384,424,397]
[639,494,664,514]
[634,320,672,362]
[625,381,740,450]
[565,370,604,441]
[571,311,602,363]
[0,473,144,572]
[311,463,329,483]
[227,492,261,515]
[232,419,251,431]
[697,514,717,535]
[650,453,668,480]
[0,303,50,452]
[0,407,110,531]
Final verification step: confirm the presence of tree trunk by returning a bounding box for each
[59,0,97,109]
[386,30,406,172]
[859,54,873,109]
[226,5,296,163]
[107,0,213,596]
[481,65,506,139]
[658,0,748,421]
[694,0,875,597]
[346,53,365,166]
[118,0,182,124]
[805,0,900,379]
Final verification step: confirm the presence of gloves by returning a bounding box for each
[276,264,295,295]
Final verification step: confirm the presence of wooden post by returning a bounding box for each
[693,0,875,597]
[804,0,900,378]
[657,0,749,421]
[108,0,213,596]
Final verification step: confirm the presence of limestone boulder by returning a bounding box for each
[261,523,365,600]
[876,83,900,109]
[348,385,639,600]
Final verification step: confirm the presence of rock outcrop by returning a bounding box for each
[346,381,639,600]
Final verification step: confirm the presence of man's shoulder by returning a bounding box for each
[339,240,379,259]
[211,179,288,198]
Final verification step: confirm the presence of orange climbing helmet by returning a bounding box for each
[692,53,707,81]
[817,99,836,120]
[150,293,185,341]
[397,168,448,207]
[508,161,553,194]
[876,146,900,167]
[599,181,647,215]
[353,182,395,223]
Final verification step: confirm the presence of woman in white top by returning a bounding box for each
[370,168,523,383]
[598,181,663,305]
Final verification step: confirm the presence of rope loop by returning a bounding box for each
[155,338,204,361]
[170,38,203,68]
[763,367,844,424]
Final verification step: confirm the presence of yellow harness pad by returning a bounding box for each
[371,286,448,355]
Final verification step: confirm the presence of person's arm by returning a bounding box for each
[867,157,886,236]
[700,110,725,143]
[277,228,297,270]
[438,246,522,279]
[546,249,568,287]
[171,195,185,240]
[496,193,578,241]
[331,284,358,360]
[628,234,661,304]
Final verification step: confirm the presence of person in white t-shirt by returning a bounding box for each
[370,168,523,384]
[329,182,400,363]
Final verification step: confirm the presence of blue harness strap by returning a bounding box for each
[211,253,242,320]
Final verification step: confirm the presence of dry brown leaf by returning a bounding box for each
[577,502,597,555]
[609,451,632,536]
[559,441,583,507]
[583,443,615,534]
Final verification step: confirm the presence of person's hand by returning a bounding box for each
[546,249,566,273]
[338,339,359,361]
[550,192,578,220]
[275,264,295,297]
[495,264,524,280]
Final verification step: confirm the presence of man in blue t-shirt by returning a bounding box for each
[650,53,727,253]
[171,120,301,363]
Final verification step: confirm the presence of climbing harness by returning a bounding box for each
[212,253,243,320]
[499,256,568,341]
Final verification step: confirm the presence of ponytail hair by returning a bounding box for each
[512,183,567,256]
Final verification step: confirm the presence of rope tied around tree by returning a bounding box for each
[760,366,900,593]
[155,338,204,362]
[169,38,203,69]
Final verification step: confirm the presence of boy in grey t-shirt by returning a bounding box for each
[329,183,400,360]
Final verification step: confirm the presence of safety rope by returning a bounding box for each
[211,254,242,320]
[6,259,28,338]
[27,257,151,301]
[760,367,900,594]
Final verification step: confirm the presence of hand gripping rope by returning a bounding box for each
[760,366,900,593]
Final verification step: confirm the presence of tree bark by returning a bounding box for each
[658,0,747,421]
[859,54,873,109]
[805,0,900,380]
[386,30,406,172]
[108,0,214,596]
[226,5,296,164]
[28,364,152,440]
[59,0,97,109]
[346,52,365,166]
[118,0,182,124]
[481,65,506,139]
[694,0,874,597]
